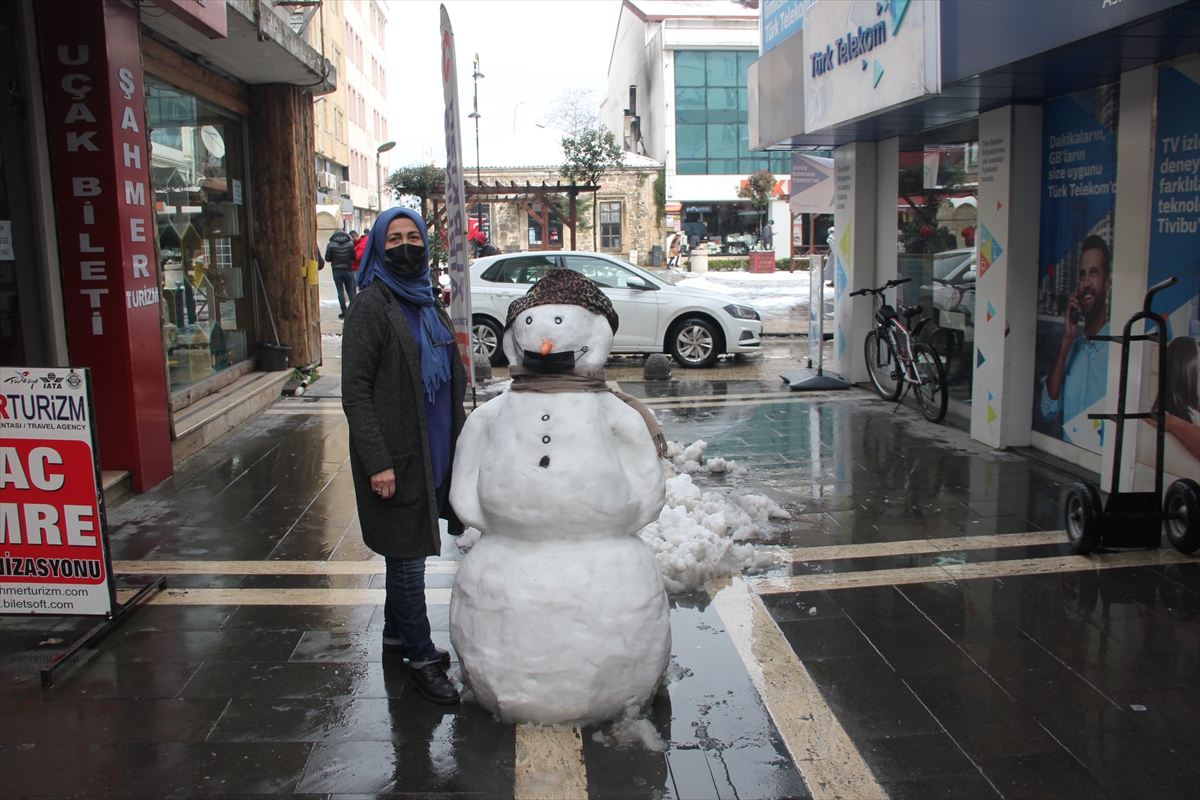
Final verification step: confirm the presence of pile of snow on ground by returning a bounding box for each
[664,438,748,476]
[640,440,789,592]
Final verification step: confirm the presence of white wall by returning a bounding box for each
[832,142,877,382]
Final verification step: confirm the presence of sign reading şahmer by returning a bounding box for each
[0,367,113,616]
[803,0,940,134]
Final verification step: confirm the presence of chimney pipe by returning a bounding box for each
[628,85,637,118]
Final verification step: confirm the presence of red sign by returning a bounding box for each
[152,0,228,40]
[1,368,113,616]
[38,0,173,491]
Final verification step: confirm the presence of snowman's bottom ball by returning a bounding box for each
[449,534,671,726]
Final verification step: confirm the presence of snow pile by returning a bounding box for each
[638,453,789,592]
[666,438,749,476]
[589,706,668,752]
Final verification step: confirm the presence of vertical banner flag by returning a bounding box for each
[1,368,114,617]
[1136,63,1200,485]
[1030,83,1119,454]
[440,5,474,386]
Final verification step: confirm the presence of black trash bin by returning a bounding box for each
[257,342,291,371]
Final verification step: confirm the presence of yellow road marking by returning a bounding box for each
[710,577,887,800]
[513,725,589,800]
[114,560,459,575]
[754,548,1198,594]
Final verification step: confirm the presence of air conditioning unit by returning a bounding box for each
[338,180,351,197]
[368,194,380,210]
[317,171,339,192]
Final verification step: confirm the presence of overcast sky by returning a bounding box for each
[383,0,623,169]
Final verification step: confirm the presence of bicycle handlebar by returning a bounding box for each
[849,277,911,297]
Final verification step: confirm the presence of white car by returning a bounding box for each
[467,251,762,368]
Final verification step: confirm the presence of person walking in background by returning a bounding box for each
[353,229,368,273]
[325,229,357,319]
[470,228,500,258]
[761,220,774,251]
[342,207,468,705]
[667,232,681,267]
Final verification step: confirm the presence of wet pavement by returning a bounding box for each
[2,284,1198,799]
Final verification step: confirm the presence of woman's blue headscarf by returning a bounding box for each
[356,207,451,403]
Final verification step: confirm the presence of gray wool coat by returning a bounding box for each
[341,281,467,559]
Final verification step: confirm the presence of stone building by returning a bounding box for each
[466,126,664,266]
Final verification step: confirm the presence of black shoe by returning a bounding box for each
[382,641,452,665]
[338,312,345,319]
[408,661,460,704]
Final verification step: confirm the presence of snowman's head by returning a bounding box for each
[504,268,618,372]
[504,303,613,371]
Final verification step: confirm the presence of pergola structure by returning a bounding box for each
[424,180,599,251]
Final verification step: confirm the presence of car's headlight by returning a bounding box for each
[724,304,760,320]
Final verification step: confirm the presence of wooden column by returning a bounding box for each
[569,191,578,250]
[248,84,320,368]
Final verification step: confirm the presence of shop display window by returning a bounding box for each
[897,142,980,405]
[674,50,790,176]
[147,78,251,392]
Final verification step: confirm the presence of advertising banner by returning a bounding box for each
[439,5,474,386]
[790,154,835,214]
[1031,83,1120,454]
[1,368,113,617]
[802,0,940,134]
[762,0,815,55]
[1135,63,1200,485]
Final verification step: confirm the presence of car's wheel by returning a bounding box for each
[1164,479,1200,554]
[1065,481,1104,554]
[669,317,720,368]
[472,315,506,367]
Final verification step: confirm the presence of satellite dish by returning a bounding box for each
[200,125,225,159]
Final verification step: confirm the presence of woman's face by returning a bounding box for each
[386,216,423,249]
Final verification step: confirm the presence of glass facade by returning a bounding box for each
[674,50,790,176]
[147,77,251,392]
[896,143,979,405]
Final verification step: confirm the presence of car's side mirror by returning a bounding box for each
[627,277,658,291]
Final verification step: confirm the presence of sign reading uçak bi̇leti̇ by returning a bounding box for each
[0,367,114,617]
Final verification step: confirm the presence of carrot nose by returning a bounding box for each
[540,341,553,355]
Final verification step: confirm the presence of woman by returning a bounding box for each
[342,207,467,705]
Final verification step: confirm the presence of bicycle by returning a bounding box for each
[849,277,948,423]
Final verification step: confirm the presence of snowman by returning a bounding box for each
[449,268,670,726]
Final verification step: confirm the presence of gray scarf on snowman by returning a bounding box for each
[508,365,668,458]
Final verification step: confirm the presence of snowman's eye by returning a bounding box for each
[554,316,563,324]
[525,316,532,325]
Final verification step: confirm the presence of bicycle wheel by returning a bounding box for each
[912,342,948,422]
[864,329,901,400]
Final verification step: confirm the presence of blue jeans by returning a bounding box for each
[382,556,438,664]
[381,481,449,664]
[333,268,357,314]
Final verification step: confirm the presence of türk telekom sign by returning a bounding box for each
[1,368,114,617]
[38,0,173,491]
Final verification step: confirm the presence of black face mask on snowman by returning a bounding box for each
[521,345,589,374]
[383,243,427,279]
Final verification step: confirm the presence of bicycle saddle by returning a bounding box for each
[901,304,923,319]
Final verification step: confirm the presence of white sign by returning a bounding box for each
[0,221,14,261]
[232,179,242,205]
[0,367,113,616]
[803,0,940,134]
[790,154,835,214]
[440,5,474,386]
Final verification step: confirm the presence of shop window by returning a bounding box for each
[673,50,758,175]
[600,202,622,250]
[148,77,250,393]
[897,143,979,406]
[527,207,562,248]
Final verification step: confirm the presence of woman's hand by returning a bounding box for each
[370,468,396,499]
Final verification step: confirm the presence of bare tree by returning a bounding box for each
[545,86,599,136]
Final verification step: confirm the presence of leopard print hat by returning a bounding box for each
[505,268,619,333]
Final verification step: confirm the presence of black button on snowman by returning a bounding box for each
[449,269,670,725]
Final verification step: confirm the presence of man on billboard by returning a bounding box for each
[1039,235,1112,431]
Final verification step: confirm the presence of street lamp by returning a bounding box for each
[376,140,396,221]
[469,54,484,244]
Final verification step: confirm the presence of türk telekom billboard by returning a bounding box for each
[1,368,114,617]
[803,0,941,134]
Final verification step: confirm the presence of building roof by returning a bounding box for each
[624,0,759,21]
[467,125,662,171]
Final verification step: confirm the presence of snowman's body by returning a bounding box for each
[449,300,669,726]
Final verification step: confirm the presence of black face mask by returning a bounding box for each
[383,243,427,278]
[522,349,576,374]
